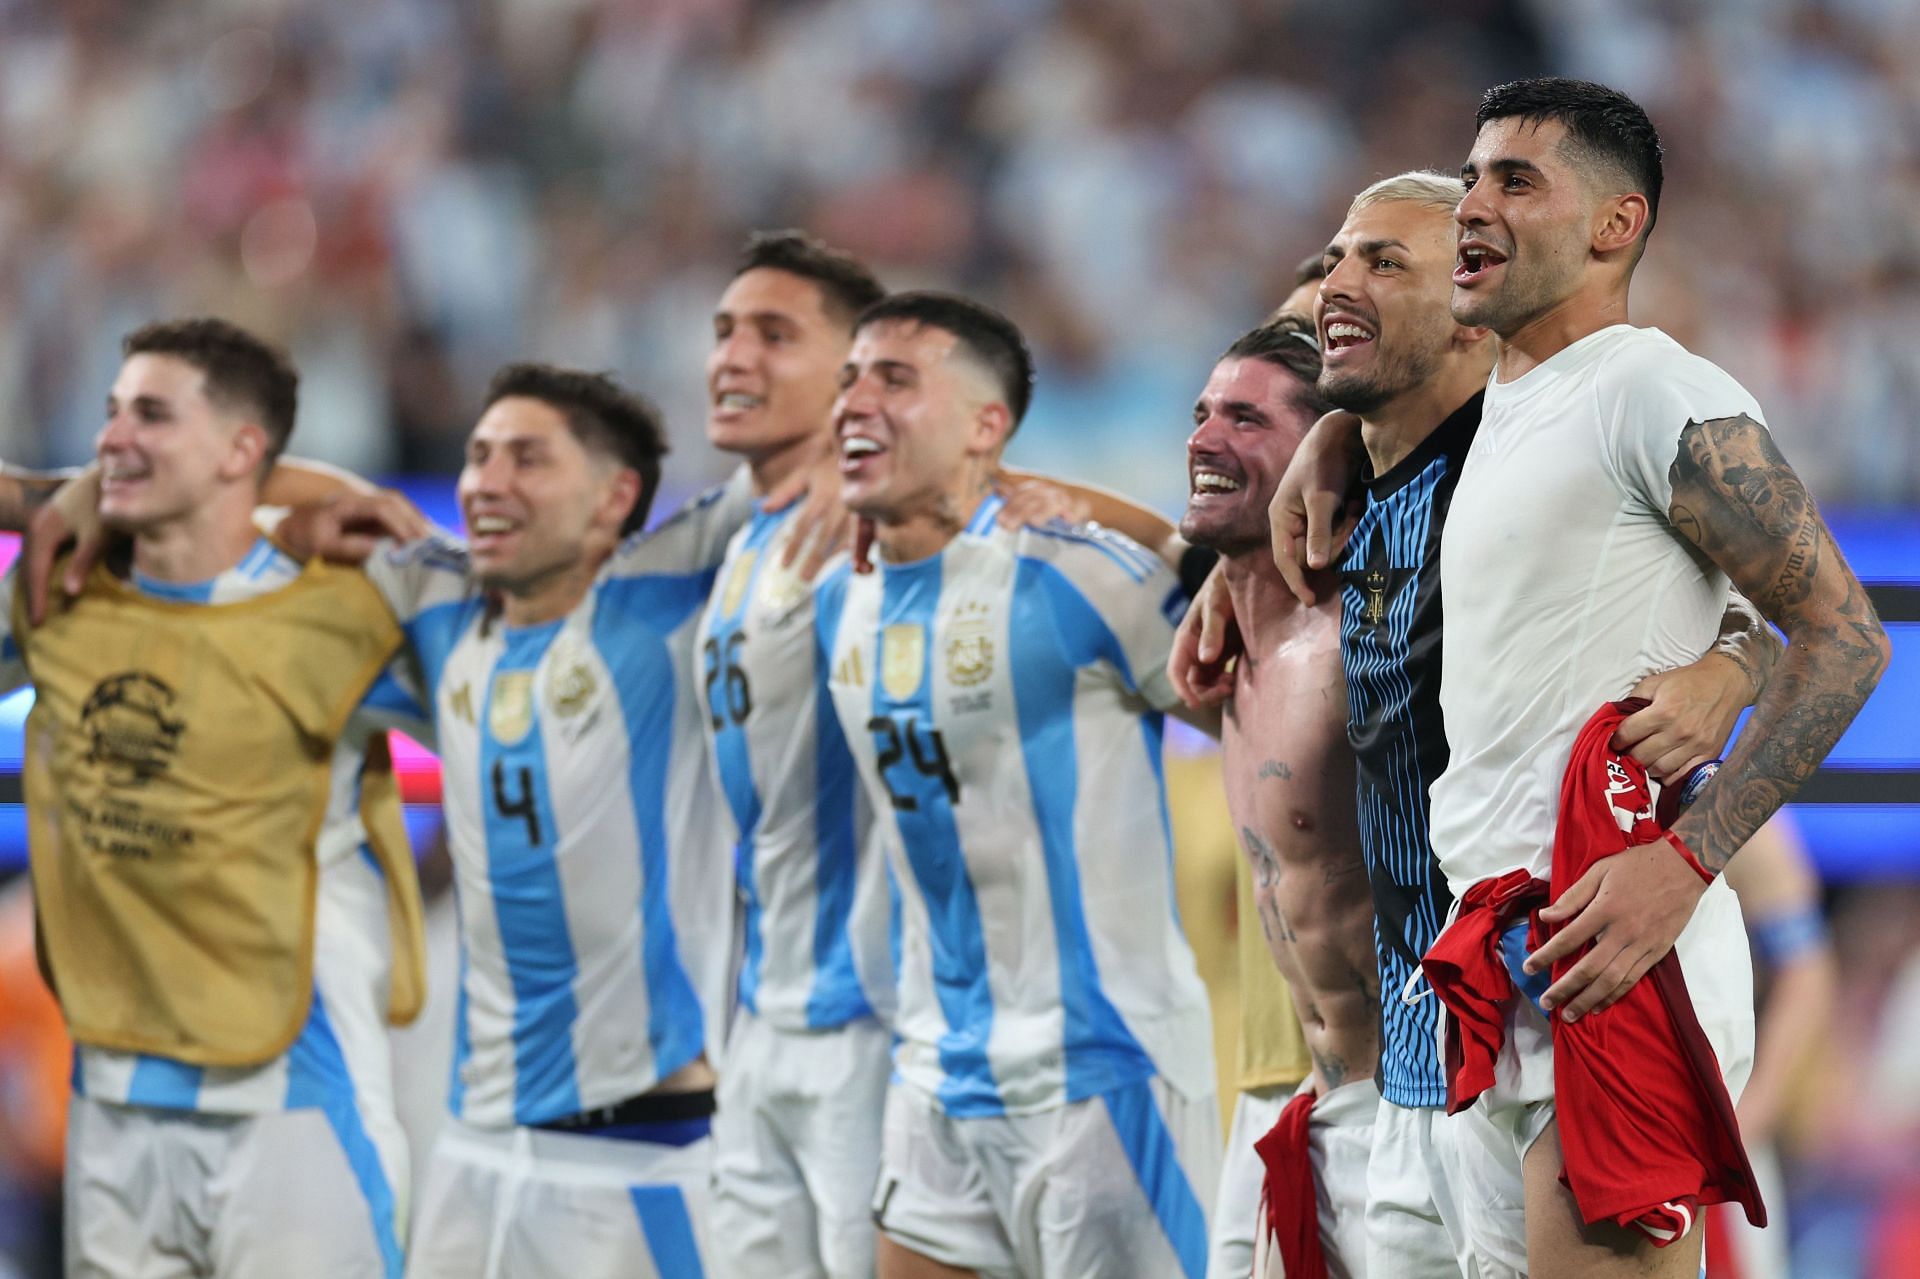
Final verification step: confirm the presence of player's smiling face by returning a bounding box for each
[96,354,260,532]
[1452,117,1594,334]
[833,319,994,523]
[706,268,850,460]
[1179,357,1313,558]
[1318,199,1463,416]
[458,396,629,596]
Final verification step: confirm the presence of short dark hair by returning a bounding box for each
[734,230,886,329]
[1292,253,1327,288]
[122,318,299,463]
[1221,314,1335,420]
[854,291,1036,430]
[484,363,669,536]
[1476,77,1664,240]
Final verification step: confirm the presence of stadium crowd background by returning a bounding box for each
[0,0,1914,1275]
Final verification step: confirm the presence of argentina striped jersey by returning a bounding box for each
[698,502,893,1033]
[1337,394,1479,1109]
[821,499,1213,1116]
[363,473,750,1129]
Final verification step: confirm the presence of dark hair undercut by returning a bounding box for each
[484,363,669,536]
[734,230,886,330]
[854,291,1036,431]
[1476,77,1664,240]
[122,318,300,463]
[1221,313,1335,420]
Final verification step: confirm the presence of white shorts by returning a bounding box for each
[406,1114,713,1279]
[873,1076,1221,1279]
[65,1095,406,1278]
[1364,1099,1476,1279]
[1251,1077,1376,1279]
[1448,878,1755,1277]
[1206,1084,1288,1279]
[710,1011,891,1278]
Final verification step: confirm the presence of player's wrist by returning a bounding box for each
[1660,829,1717,885]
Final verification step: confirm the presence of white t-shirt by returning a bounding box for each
[1429,325,1764,895]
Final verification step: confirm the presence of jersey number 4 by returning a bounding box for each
[491,760,544,846]
[703,633,752,729]
[866,715,961,810]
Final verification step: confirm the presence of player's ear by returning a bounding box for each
[599,465,642,534]
[971,402,1013,459]
[222,421,271,482]
[1592,192,1649,257]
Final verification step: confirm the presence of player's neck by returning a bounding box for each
[745,429,823,498]
[1220,547,1306,647]
[497,555,603,628]
[1493,283,1630,383]
[1360,359,1490,477]
[872,477,991,565]
[129,496,263,585]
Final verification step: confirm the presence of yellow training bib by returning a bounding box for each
[14,557,417,1067]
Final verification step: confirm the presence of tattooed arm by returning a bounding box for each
[1663,415,1888,869]
[1529,414,1887,1019]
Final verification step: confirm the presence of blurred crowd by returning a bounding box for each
[1,0,1919,511]
[0,1,1916,1275]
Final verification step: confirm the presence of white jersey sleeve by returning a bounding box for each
[363,532,478,625]
[607,466,754,580]
[1594,331,1767,517]
[1010,520,1189,713]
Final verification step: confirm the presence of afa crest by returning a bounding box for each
[1363,567,1389,627]
[946,600,994,688]
[488,672,536,745]
[881,624,926,701]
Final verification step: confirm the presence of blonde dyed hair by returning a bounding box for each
[1345,170,1465,220]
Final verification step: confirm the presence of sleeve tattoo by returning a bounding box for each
[1666,415,1890,873]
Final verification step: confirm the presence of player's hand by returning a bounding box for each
[1167,564,1239,709]
[25,466,106,624]
[1610,655,1748,784]
[276,489,428,564]
[768,455,854,581]
[1270,411,1363,606]
[1525,840,1709,1020]
[993,473,1090,529]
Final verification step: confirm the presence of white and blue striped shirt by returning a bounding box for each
[364,477,750,1129]
[698,503,893,1034]
[820,499,1213,1116]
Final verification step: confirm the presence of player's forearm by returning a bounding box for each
[0,464,82,533]
[260,456,378,508]
[1002,467,1184,569]
[1710,589,1781,702]
[1675,598,1886,873]
[1739,947,1837,1133]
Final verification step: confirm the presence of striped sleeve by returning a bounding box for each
[1011,520,1188,712]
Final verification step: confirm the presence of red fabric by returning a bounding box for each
[1420,868,1546,1115]
[1254,1088,1326,1279]
[1422,700,1766,1246]
[1545,700,1765,1240]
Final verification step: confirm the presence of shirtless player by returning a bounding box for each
[1177,313,1378,1276]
